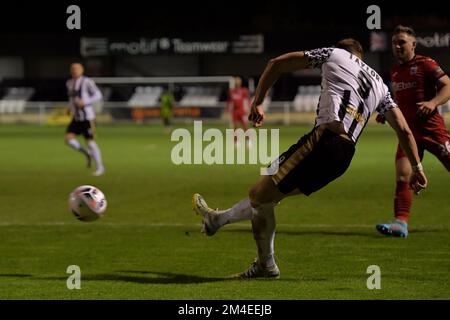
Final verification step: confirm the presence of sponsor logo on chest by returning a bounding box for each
[392,81,417,92]
[410,65,418,75]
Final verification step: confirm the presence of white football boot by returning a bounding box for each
[192,193,220,236]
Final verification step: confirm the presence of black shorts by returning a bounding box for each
[66,119,96,139]
[270,125,355,196]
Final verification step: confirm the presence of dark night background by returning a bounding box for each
[0,1,448,101]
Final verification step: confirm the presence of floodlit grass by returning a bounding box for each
[0,123,448,299]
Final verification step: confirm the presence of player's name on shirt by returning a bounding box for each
[350,53,381,83]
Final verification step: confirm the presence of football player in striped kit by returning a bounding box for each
[193,39,428,278]
[65,63,105,176]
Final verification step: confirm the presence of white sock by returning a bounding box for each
[87,140,104,170]
[251,202,276,268]
[215,198,254,226]
[215,199,279,227]
[68,138,88,154]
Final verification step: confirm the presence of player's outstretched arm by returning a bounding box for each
[384,107,428,194]
[249,52,309,127]
[417,75,450,116]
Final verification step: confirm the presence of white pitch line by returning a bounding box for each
[0,222,371,227]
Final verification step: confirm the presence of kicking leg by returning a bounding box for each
[192,176,299,236]
[192,194,254,236]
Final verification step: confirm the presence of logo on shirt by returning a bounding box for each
[392,81,417,92]
[410,66,418,75]
[346,105,366,125]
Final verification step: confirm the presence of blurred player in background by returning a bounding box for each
[65,62,105,176]
[376,26,450,238]
[227,76,251,146]
[160,89,175,131]
[194,39,427,278]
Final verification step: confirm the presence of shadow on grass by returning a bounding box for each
[40,270,296,284]
[0,274,32,278]
[40,271,232,284]
[224,228,381,238]
[89,271,229,284]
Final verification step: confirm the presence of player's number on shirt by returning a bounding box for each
[357,71,372,100]
[340,71,373,106]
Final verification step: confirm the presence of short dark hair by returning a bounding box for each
[336,38,364,58]
[393,25,416,38]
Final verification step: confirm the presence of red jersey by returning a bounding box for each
[228,87,250,114]
[390,55,446,132]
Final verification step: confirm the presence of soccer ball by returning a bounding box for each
[68,185,107,222]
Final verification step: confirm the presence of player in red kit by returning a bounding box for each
[227,76,251,146]
[376,25,450,238]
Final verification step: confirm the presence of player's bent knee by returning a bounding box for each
[396,167,412,182]
[249,183,277,205]
[248,186,260,204]
[248,187,268,206]
[65,136,72,144]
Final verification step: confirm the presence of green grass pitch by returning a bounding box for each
[0,123,449,299]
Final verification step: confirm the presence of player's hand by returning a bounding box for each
[248,104,265,127]
[375,114,386,124]
[74,98,85,108]
[416,101,436,117]
[409,170,428,195]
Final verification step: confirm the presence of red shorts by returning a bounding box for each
[232,112,247,124]
[396,122,450,171]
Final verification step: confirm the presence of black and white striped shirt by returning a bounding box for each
[66,76,103,121]
[304,47,397,143]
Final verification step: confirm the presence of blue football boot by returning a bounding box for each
[376,220,408,238]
